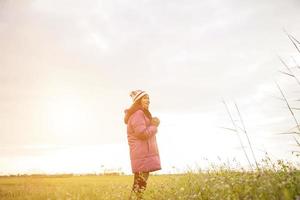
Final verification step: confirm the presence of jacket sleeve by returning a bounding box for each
[129,110,157,140]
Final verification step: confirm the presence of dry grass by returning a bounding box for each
[0,159,299,200]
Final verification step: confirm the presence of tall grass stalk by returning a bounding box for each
[284,29,300,54]
[275,82,300,147]
[234,102,259,169]
[275,82,300,133]
[276,32,300,150]
[222,100,253,170]
[278,56,300,86]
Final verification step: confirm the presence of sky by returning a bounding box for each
[1,0,300,175]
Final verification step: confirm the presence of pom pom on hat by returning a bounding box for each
[130,90,147,103]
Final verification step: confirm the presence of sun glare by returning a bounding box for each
[45,94,87,137]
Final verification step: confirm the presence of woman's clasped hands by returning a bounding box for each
[151,117,160,127]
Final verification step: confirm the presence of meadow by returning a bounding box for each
[0,159,299,200]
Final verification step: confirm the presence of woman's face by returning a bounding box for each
[141,94,150,110]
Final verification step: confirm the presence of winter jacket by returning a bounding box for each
[126,109,161,173]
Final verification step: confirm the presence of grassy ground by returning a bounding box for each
[0,163,300,200]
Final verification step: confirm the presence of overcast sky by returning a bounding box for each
[1,0,300,174]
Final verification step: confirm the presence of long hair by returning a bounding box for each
[124,97,152,124]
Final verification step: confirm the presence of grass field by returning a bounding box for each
[1,161,300,200]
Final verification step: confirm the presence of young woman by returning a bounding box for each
[124,90,161,199]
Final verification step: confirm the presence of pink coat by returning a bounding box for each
[126,109,161,173]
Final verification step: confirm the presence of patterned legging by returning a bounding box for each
[130,172,149,199]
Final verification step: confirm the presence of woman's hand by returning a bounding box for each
[151,117,160,127]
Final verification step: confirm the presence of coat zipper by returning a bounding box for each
[143,114,150,153]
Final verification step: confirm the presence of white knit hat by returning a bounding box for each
[130,90,148,103]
